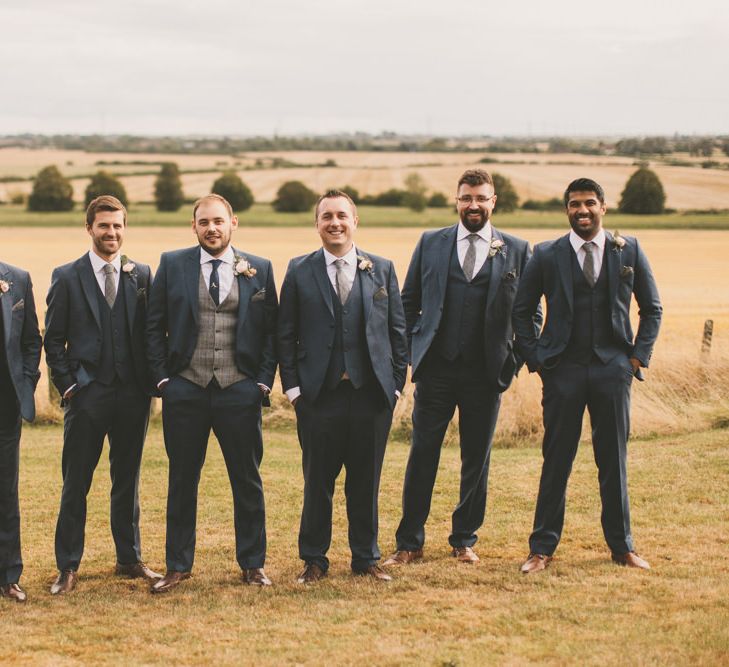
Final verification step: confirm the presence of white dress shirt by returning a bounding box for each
[200,245,235,303]
[569,228,606,277]
[88,250,121,295]
[456,221,492,276]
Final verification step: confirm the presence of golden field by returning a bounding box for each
[2,147,729,210]
[3,224,728,441]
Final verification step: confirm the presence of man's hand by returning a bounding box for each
[629,357,642,373]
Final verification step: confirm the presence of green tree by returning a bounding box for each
[618,168,666,214]
[154,162,185,212]
[339,185,360,203]
[492,172,519,213]
[403,172,428,212]
[27,165,74,212]
[84,171,128,208]
[211,171,254,212]
[427,192,449,207]
[272,181,317,213]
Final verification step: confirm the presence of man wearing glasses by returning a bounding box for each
[384,169,539,567]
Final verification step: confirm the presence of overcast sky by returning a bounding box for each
[1,0,727,137]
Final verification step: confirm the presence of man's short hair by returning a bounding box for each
[315,189,358,219]
[457,169,494,190]
[192,193,233,220]
[563,178,605,206]
[85,195,127,226]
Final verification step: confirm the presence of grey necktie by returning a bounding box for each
[334,259,351,304]
[103,263,116,307]
[582,241,597,287]
[462,233,479,282]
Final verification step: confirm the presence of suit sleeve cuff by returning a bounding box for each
[286,387,301,403]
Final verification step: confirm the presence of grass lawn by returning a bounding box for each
[2,203,729,229]
[4,422,728,665]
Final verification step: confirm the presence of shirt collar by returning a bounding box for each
[88,249,121,274]
[323,245,358,266]
[200,245,234,265]
[569,228,606,254]
[457,221,492,244]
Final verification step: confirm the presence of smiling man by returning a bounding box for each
[278,190,408,583]
[146,194,278,592]
[512,177,662,573]
[384,169,538,569]
[45,195,158,595]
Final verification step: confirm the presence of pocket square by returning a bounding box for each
[373,286,388,301]
[502,270,517,282]
[251,288,266,302]
[620,266,634,278]
[11,299,24,311]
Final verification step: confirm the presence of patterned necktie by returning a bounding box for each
[103,263,116,307]
[334,259,351,304]
[582,241,597,287]
[462,233,479,281]
[209,259,222,306]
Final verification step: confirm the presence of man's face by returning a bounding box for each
[456,183,497,232]
[192,199,238,256]
[87,209,125,261]
[316,196,358,256]
[566,190,606,240]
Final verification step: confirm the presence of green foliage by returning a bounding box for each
[154,162,185,212]
[522,197,563,211]
[339,185,360,203]
[427,192,449,208]
[27,165,74,212]
[84,171,128,208]
[211,171,254,212]
[360,189,407,206]
[272,180,317,213]
[618,168,666,214]
[403,172,428,212]
[491,172,519,214]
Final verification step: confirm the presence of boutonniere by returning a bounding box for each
[120,255,137,275]
[488,239,507,259]
[612,231,626,251]
[357,255,374,273]
[0,279,11,295]
[234,254,257,278]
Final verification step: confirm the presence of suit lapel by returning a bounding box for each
[604,231,619,304]
[555,234,574,312]
[78,255,102,330]
[122,263,138,335]
[485,227,504,312]
[234,248,256,325]
[0,264,11,348]
[311,248,334,318]
[436,225,457,307]
[186,248,201,324]
[357,249,375,323]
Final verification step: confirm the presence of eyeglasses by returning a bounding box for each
[456,195,494,204]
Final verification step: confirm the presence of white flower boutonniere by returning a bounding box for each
[0,279,11,295]
[120,255,136,274]
[612,231,626,251]
[488,239,506,259]
[234,255,257,278]
[357,255,374,272]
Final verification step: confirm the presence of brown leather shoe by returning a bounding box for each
[1,583,27,603]
[50,570,78,595]
[612,551,650,570]
[115,561,163,582]
[242,568,272,586]
[297,563,327,584]
[452,546,480,564]
[150,570,191,594]
[354,565,392,582]
[520,553,553,574]
[382,549,423,566]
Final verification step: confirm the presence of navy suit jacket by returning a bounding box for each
[277,247,408,410]
[0,262,41,421]
[512,231,662,376]
[402,224,539,390]
[146,246,278,401]
[44,253,152,397]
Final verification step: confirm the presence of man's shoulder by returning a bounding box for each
[356,248,393,268]
[419,224,458,244]
[494,229,530,251]
[286,249,322,273]
[533,234,568,254]
[0,261,30,282]
[51,255,88,279]
[233,249,271,269]
[159,246,198,264]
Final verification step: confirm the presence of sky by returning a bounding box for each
[1,0,727,137]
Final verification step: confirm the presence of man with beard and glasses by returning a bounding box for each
[512,178,662,574]
[45,195,159,595]
[384,169,539,568]
[146,194,277,592]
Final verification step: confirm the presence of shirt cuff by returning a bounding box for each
[257,383,271,395]
[395,390,401,399]
[286,386,301,403]
[62,383,78,399]
[157,378,169,390]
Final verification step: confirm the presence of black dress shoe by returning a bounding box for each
[1,583,27,603]
[297,563,327,584]
[150,570,191,594]
[115,561,163,581]
[353,565,392,582]
[242,568,272,586]
[50,570,78,595]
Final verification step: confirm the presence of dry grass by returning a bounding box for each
[4,422,728,665]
